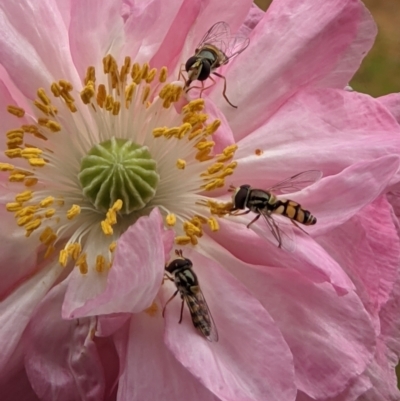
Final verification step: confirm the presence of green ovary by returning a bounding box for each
[78,137,159,214]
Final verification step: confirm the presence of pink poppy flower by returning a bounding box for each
[1,0,400,400]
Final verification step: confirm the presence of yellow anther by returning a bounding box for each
[204,199,232,217]
[159,67,168,83]
[207,217,219,232]
[164,128,179,138]
[21,147,43,159]
[6,202,22,212]
[29,158,46,167]
[68,243,81,260]
[175,235,192,245]
[15,190,33,202]
[16,206,38,217]
[59,249,69,267]
[146,68,157,83]
[166,214,176,227]
[59,80,73,91]
[44,246,55,258]
[6,137,23,147]
[202,178,225,191]
[183,113,208,126]
[25,218,42,236]
[67,204,81,220]
[9,173,26,182]
[109,241,117,253]
[188,128,203,141]
[182,99,204,114]
[189,235,198,245]
[177,123,192,139]
[0,163,15,171]
[125,83,136,103]
[221,144,238,157]
[81,83,95,104]
[176,159,186,170]
[101,220,113,236]
[106,209,117,225]
[97,84,106,108]
[39,196,54,207]
[51,82,61,97]
[206,163,224,175]
[17,215,34,226]
[6,129,24,139]
[195,140,215,151]
[112,101,121,115]
[7,105,25,117]
[153,127,167,138]
[131,62,141,82]
[142,85,151,103]
[39,227,56,244]
[84,66,96,85]
[193,215,207,225]
[183,221,202,237]
[205,120,221,135]
[37,88,51,104]
[5,148,22,158]
[196,149,213,162]
[46,120,62,132]
[140,63,150,80]
[96,255,106,272]
[45,209,56,218]
[105,95,114,111]
[145,302,159,316]
[76,253,88,275]
[218,167,235,179]
[25,178,38,187]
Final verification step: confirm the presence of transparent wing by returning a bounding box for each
[267,170,322,195]
[259,210,296,253]
[197,21,250,63]
[184,290,219,342]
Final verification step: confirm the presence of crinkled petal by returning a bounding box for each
[0,262,61,374]
[24,282,107,401]
[292,156,400,236]
[164,249,296,401]
[1,368,40,401]
[378,93,400,124]
[233,88,400,184]
[204,243,375,399]
[0,0,81,98]
[211,0,376,139]
[69,0,124,78]
[238,3,265,36]
[316,196,400,326]
[114,313,220,401]
[62,208,174,318]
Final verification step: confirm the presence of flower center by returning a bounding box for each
[1,55,237,275]
[79,137,159,214]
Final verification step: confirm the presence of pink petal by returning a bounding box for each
[233,89,400,183]
[1,368,40,401]
[378,93,400,124]
[69,0,124,78]
[62,208,174,318]
[211,0,376,139]
[317,196,400,324]
[0,0,80,98]
[0,262,61,375]
[150,0,253,73]
[292,156,400,236]
[210,221,354,290]
[114,313,220,401]
[24,282,107,401]
[238,3,265,36]
[163,249,296,401]
[207,245,376,399]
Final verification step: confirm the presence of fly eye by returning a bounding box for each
[197,59,211,81]
[233,186,249,209]
[185,56,198,72]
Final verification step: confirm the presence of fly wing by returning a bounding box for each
[267,170,322,195]
[184,289,219,342]
[197,21,249,64]
[258,209,296,253]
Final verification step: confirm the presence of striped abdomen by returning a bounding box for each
[271,199,316,225]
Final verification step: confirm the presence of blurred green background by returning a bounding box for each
[254,0,400,96]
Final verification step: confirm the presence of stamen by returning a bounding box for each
[7,105,25,117]
[166,213,176,227]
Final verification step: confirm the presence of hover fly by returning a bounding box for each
[230,170,322,251]
[182,21,250,108]
[163,250,218,342]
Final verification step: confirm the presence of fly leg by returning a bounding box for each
[213,72,237,108]
[246,213,260,229]
[290,219,310,235]
[162,289,179,317]
[230,209,251,216]
[178,298,185,324]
